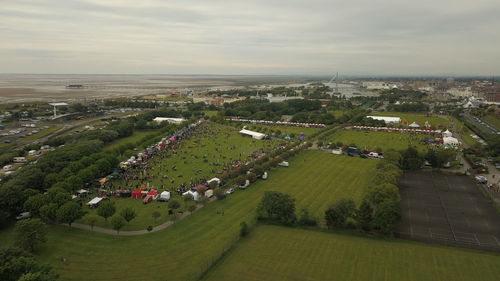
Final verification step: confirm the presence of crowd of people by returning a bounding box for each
[112,121,277,195]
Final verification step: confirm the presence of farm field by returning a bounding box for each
[0,150,377,281]
[371,112,450,128]
[328,130,428,152]
[203,225,500,281]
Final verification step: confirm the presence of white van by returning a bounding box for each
[13,157,27,163]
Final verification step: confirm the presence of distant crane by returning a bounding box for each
[327,72,340,95]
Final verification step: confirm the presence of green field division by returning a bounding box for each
[328,130,428,152]
[204,225,500,281]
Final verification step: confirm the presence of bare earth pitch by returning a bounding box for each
[397,172,500,252]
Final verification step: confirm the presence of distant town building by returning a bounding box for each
[361,81,395,90]
[446,87,474,97]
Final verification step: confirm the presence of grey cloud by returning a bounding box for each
[0,0,499,75]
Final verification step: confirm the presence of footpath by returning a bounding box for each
[63,202,207,236]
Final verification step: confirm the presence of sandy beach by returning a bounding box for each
[0,74,315,104]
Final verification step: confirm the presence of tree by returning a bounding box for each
[240,221,249,237]
[120,207,136,224]
[82,214,100,231]
[324,199,356,229]
[15,219,47,252]
[168,200,181,220]
[56,202,82,227]
[39,203,58,223]
[188,205,197,214]
[182,194,193,208]
[0,247,59,281]
[110,215,126,234]
[401,147,424,170]
[257,191,296,225]
[372,199,401,233]
[356,199,374,231]
[151,211,161,224]
[364,184,400,207]
[23,194,50,217]
[97,201,115,222]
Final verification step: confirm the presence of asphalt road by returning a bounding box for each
[463,112,498,135]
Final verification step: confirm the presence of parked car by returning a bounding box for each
[278,161,289,167]
[475,175,488,184]
[143,195,154,204]
[16,212,31,220]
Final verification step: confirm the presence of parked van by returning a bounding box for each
[13,157,27,163]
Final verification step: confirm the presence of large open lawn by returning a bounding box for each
[0,150,377,281]
[482,114,500,131]
[203,225,500,281]
[244,124,321,138]
[328,130,428,152]
[371,112,450,128]
[103,129,161,151]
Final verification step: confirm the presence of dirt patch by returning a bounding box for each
[396,172,500,252]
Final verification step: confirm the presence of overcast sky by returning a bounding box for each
[1,0,499,76]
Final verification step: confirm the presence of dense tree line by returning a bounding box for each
[222,99,334,123]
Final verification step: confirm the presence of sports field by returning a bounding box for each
[203,225,500,281]
[371,112,450,128]
[328,130,428,152]
[0,150,377,281]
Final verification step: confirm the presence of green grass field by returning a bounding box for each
[0,150,377,281]
[103,129,160,151]
[328,130,428,152]
[450,116,477,147]
[76,196,197,231]
[371,112,450,128]
[482,114,500,131]
[244,124,320,138]
[203,225,500,281]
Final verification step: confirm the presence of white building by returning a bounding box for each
[447,87,474,97]
[366,116,401,124]
[153,117,186,124]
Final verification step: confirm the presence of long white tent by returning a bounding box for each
[239,129,267,140]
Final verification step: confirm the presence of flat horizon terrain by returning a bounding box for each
[0,74,317,103]
[203,225,500,281]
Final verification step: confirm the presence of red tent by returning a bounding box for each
[193,185,209,191]
[131,190,142,199]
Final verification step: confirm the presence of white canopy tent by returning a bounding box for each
[442,129,453,138]
[182,190,200,201]
[87,197,103,207]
